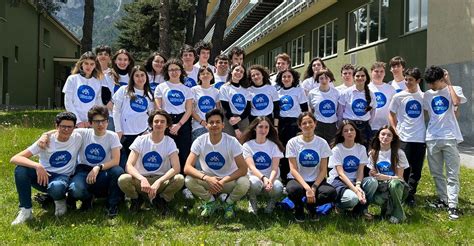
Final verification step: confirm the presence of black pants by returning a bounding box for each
[400,141,426,197]
[348,119,372,150]
[278,117,299,184]
[168,113,192,174]
[315,121,337,146]
[119,134,141,169]
[287,179,337,213]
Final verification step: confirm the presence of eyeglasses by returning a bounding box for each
[58,125,74,130]
[168,68,181,73]
[92,119,108,125]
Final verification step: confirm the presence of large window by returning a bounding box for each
[347,0,389,50]
[290,35,304,67]
[405,0,427,33]
[312,20,337,58]
[43,28,51,46]
[254,55,265,67]
[268,46,282,73]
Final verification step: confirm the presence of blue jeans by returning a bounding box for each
[14,166,70,209]
[69,165,124,206]
[107,116,115,131]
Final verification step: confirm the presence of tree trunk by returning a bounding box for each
[192,0,208,45]
[159,0,171,57]
[211,0,231,61]
[81,0,94,53]
[185,1,196,45]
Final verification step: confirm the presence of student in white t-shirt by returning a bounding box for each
[388,67,426,206]
[327,120,376,218]
[113,65,155,168]
[213,54,229,90]
[368,62,396,135]
[308,69,339,144]
[241,117,285,214]
[194,40,216,72]
[62,51,104,128]
[228,46,245,66]
[364,126,409,224]
[111,49,135,93]
[301,57,330,95]
[336,64,354,92]
[423,66,467,220]
[118,110,184,213]
[184,109,249,219]
[180,44,200,88]
[286,112,337,222]
[389,56,407,93]
[94,45,114,129]
[145,52,167,94]
[10,112,82,225]
[269,53,291,85]
[248,65,280,125]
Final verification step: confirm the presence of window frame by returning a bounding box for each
[312,19,338,59]
[403,0,428,34]
[290,35,304,68]
[268,46,283,74]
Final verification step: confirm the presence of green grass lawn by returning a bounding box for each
[0,110,472,245]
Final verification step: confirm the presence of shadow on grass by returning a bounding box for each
[0,110,60,129]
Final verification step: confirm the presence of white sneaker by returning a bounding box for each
[248,197,258,214]
[218,193,228,202]
[11,208,33,225]
[264,199,276,214]
[389,216,400,224]
[54,199,67,217]
[182,188,194,200]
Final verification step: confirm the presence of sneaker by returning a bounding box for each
[405,195,416,207]
[66,196,77,210]
[80,198,93,211]
[264,199,276,214]
[152,197,168,215]
[224,203,235,219]
[427,199,448,209]
[182,188,194,200]
[389,216,401,224]
[34,193,53,209]
[309,212,320,222]
[130,197,144,212]
[218,193,228,202]
[248,197,258,214]
[294,207,305,222]
[200,200,218,217]
[282,187,288,196]
[448,207,460,220]
[54,199,67,217]
[107,205,119,218]
[362,212,374,221]
[11,208,33,225]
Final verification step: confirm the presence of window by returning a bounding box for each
[42,58,46,72]
[268,47,282,73]
[347,0,389,50]
[312,20,338,58]
[254,55,265,66]
[43,28,50,46]
[290,35,304,67]
[405,0,427,33]
[0,0,5,19]
[14,46,19,63]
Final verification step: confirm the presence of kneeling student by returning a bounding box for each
[118,110,184,213]
[184,109,250,219]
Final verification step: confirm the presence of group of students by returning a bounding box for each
[10,41,466,225]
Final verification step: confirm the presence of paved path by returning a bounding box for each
[459,143,474,169]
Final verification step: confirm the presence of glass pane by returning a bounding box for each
[291,40,297,67]
[421,0,428,28]
[369,0,380,43]
[358,7,368,46]
[406,0,420,32]
[333,22,338,54]
[298,37,304,65]
[326,22,333,56]
[380,0,389,39]
[312,29,318,58]
[319,28,325,57]
[348,10,357,49]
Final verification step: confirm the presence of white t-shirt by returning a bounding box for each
[367,149,409,176]
[327,143,368,184]
[76,129,122,167]
[285,135,332,182]
[278,86,308,118]
[301,77,335,95]
[62,74,103,123]
[243,139,284,178]
[148,73,165,94]
[191,86,220,130]
[114,74,130,93]
[249,85,279,117]
[339,85,377,121]
[154,81,193,114]
[27,132,83,176]
[129,134,178,176]
[369,82,396,130]
[213,73,228,90]
[335,83,351,92]
[389,90,425,142]
[390,79,407,93]
[308,87,340,123]
[423,86,467,143]
[112,87,154,134]
[194,62,216,73]
[219,84,251,115]
[184,66,200,88]
[191,133,243,177]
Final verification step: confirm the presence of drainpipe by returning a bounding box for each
[36,7,40,109]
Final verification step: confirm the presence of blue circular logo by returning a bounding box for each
[231,94,246,111]
[298,149,320,167]
[167,90,185,106]
[253,151,272,170]
[396,89,403,93]
[252,94,270,111]
[376,161,394,176]
[114,82,128,93]
[77,85,95,103]
[342,155,360,173]
[205,152,226,170]
[374,92,387,108]
[49,151,72,168]
[198,96,216,113]
[279,95,294,111]
[405,100,422,118]
[184,77,197,88]
[214,81,225,89]
[150,82,159,92]
[318,100,336,117]
[130,95,148,112]
[84,143,106,164]
[142,151,163,171]
[351,98,368,116]
[431,96,449,115]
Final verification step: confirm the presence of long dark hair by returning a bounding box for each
[332,120,362,148]
[163,58,186,83]
[127,65,152,101]
[248,64,271,86]
[111,49,135,85]
[304,57,327,79]
[369,125,400,172]
[353,66,372,112]
[240,116,285,152]
[226,64,250,88]
[144,52,167,76]
[275,69,300,89]
[71,51,103,80]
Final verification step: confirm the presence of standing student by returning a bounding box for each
[194,40,215,71]
[184,109,250,219]
[286,112,337,222]
[219,64,251,140]
[95,45,112,74]
[363,126,409,224]
[180,45,200,88]
[301,57,331,95]
[248,65,280,124]
[269,53,291,85]
[154,59,193,171]
[213,54,230,89]
[118,110,184,213]
[10,112,82,225]
[308,69,340,144]
[94,45,116,131]
[368,62,396,135]
[275,69,308,184]
[389,56,407,93]
[144,52,167,93]
[336,64,354,92]
[111,49,135,93]
[62,51,104,128]
[113,65,154,168]
[228,46,245,66]
[241,117,285,214]
[423,66,467,220]
[388,67,425,206]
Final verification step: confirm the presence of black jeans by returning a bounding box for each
[286,179,337,214]
[167,112,192,174]
[315,121,337,146]
[400,141,426,197]
[278,117,299,184]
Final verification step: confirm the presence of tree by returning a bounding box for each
[10,0,61,14]
[184,0,196,45]
[211,0,231,61]
[81,0,94,53]
[192,0,208,45]
[159,0,170,58]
